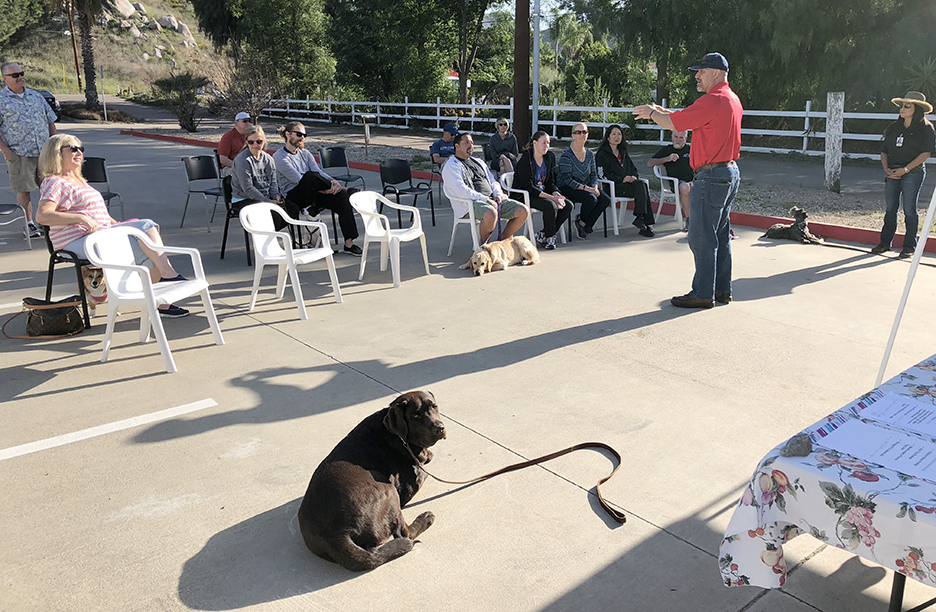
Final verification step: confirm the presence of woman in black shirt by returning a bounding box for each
[872,91,936,258]
[513,131,571,249]
[595,125,655,237]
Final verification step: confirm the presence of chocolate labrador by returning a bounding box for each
[297,390,447,571]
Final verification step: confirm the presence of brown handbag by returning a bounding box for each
[2,296,86,339]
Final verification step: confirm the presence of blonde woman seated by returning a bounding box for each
[231,125,294,231]
[35,134,189,318]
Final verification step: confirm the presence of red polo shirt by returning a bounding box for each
[218,128,246,162]
[670,81,743,170]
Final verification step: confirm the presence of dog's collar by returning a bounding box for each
[396,435,426,465]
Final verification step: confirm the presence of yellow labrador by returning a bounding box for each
[459,235,540,276]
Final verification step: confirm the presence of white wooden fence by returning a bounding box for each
[262,96,936,163]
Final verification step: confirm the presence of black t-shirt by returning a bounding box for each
[460,157,493,197]
[881,121,936,169]
[652,144,693,182]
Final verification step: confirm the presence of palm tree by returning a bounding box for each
[549,13,591,70]
[74,0,101,109]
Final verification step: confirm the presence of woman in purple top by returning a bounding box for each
[513,131,571,250]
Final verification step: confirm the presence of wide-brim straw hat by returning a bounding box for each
[892,91,933,114]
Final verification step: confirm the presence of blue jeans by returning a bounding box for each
[687,165,740,301]
[880,168,926,251]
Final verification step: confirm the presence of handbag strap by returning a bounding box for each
[2,300,86,340]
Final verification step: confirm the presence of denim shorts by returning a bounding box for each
[64,219,159,265]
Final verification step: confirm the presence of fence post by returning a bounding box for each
[509,98,514,127]
[376,99,381,127]
[825,92,844,193]
[405,96,409,128]
[552,98,558,138]
[471,97,476,132]
[602,98,607,127]
[802,100,811,154]
[351,98,356,125]
[660,98,668,143]
[327,95,332,121]
[437,97,441,130]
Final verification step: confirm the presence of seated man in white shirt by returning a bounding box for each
[441,132,528,244]
[272,122,362,255]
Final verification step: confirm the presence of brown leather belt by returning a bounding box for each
[694,160,737,176]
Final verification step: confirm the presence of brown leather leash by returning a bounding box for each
[402,440,626,524]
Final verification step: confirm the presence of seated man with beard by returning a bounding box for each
[272,121,362,255]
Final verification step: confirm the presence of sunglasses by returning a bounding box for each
[246,139,264,145]
[572,130,588,135]
[902,103,916,109]
[238,118,253,123]
[4,71,25,79]
[497,123,508,127]
[61,145,85,153]
[289,131,306,138]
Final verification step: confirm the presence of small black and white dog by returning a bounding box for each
[763,207,823,244]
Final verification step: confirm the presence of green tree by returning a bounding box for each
[190,0,335,95]
[549,12,591,70]
[469,9,515,103]
[0,0,47,48]
[325,0,453,101]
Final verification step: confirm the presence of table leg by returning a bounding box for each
[889,572,905,612]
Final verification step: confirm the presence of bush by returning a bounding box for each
[153,72,209,132]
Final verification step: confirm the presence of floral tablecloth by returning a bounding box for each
[719,355,936,589]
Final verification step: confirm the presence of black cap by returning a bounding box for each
[689,53,729,72]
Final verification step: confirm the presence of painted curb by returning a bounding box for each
[120,129,919,251]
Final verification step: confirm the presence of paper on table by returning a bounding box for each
[860,392,936,438]
[820,418,936,483]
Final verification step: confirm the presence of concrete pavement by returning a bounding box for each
[2,119,936,611]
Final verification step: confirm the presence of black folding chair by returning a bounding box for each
[379,159,434,227]
[82,157,124,220]
[181,155,224,232]
[219,175,252,266]
[320,147,365,190]
[42,226,91,328]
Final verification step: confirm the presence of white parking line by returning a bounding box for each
[0,398,217,461]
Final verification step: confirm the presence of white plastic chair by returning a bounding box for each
[0,203,31,250]
[349,191,430,288]
[653,165,685,230]
[598,178,652,234]
[239,203,342,320]
[499,172,566,244]
[444,182,482,257]
[84,226,224,374]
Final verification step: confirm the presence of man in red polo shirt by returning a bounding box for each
[635,52,743,309]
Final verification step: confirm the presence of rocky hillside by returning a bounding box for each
[3,0,226,96]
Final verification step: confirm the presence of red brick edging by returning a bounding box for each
[121,129,916,251]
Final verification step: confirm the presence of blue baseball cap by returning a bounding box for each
[690,53,729,72]
[443,123,459,135]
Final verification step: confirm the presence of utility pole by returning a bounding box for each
[513,0,530,145]
[532,0,540,133]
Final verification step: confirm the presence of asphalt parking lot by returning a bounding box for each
[3,113,936,611]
